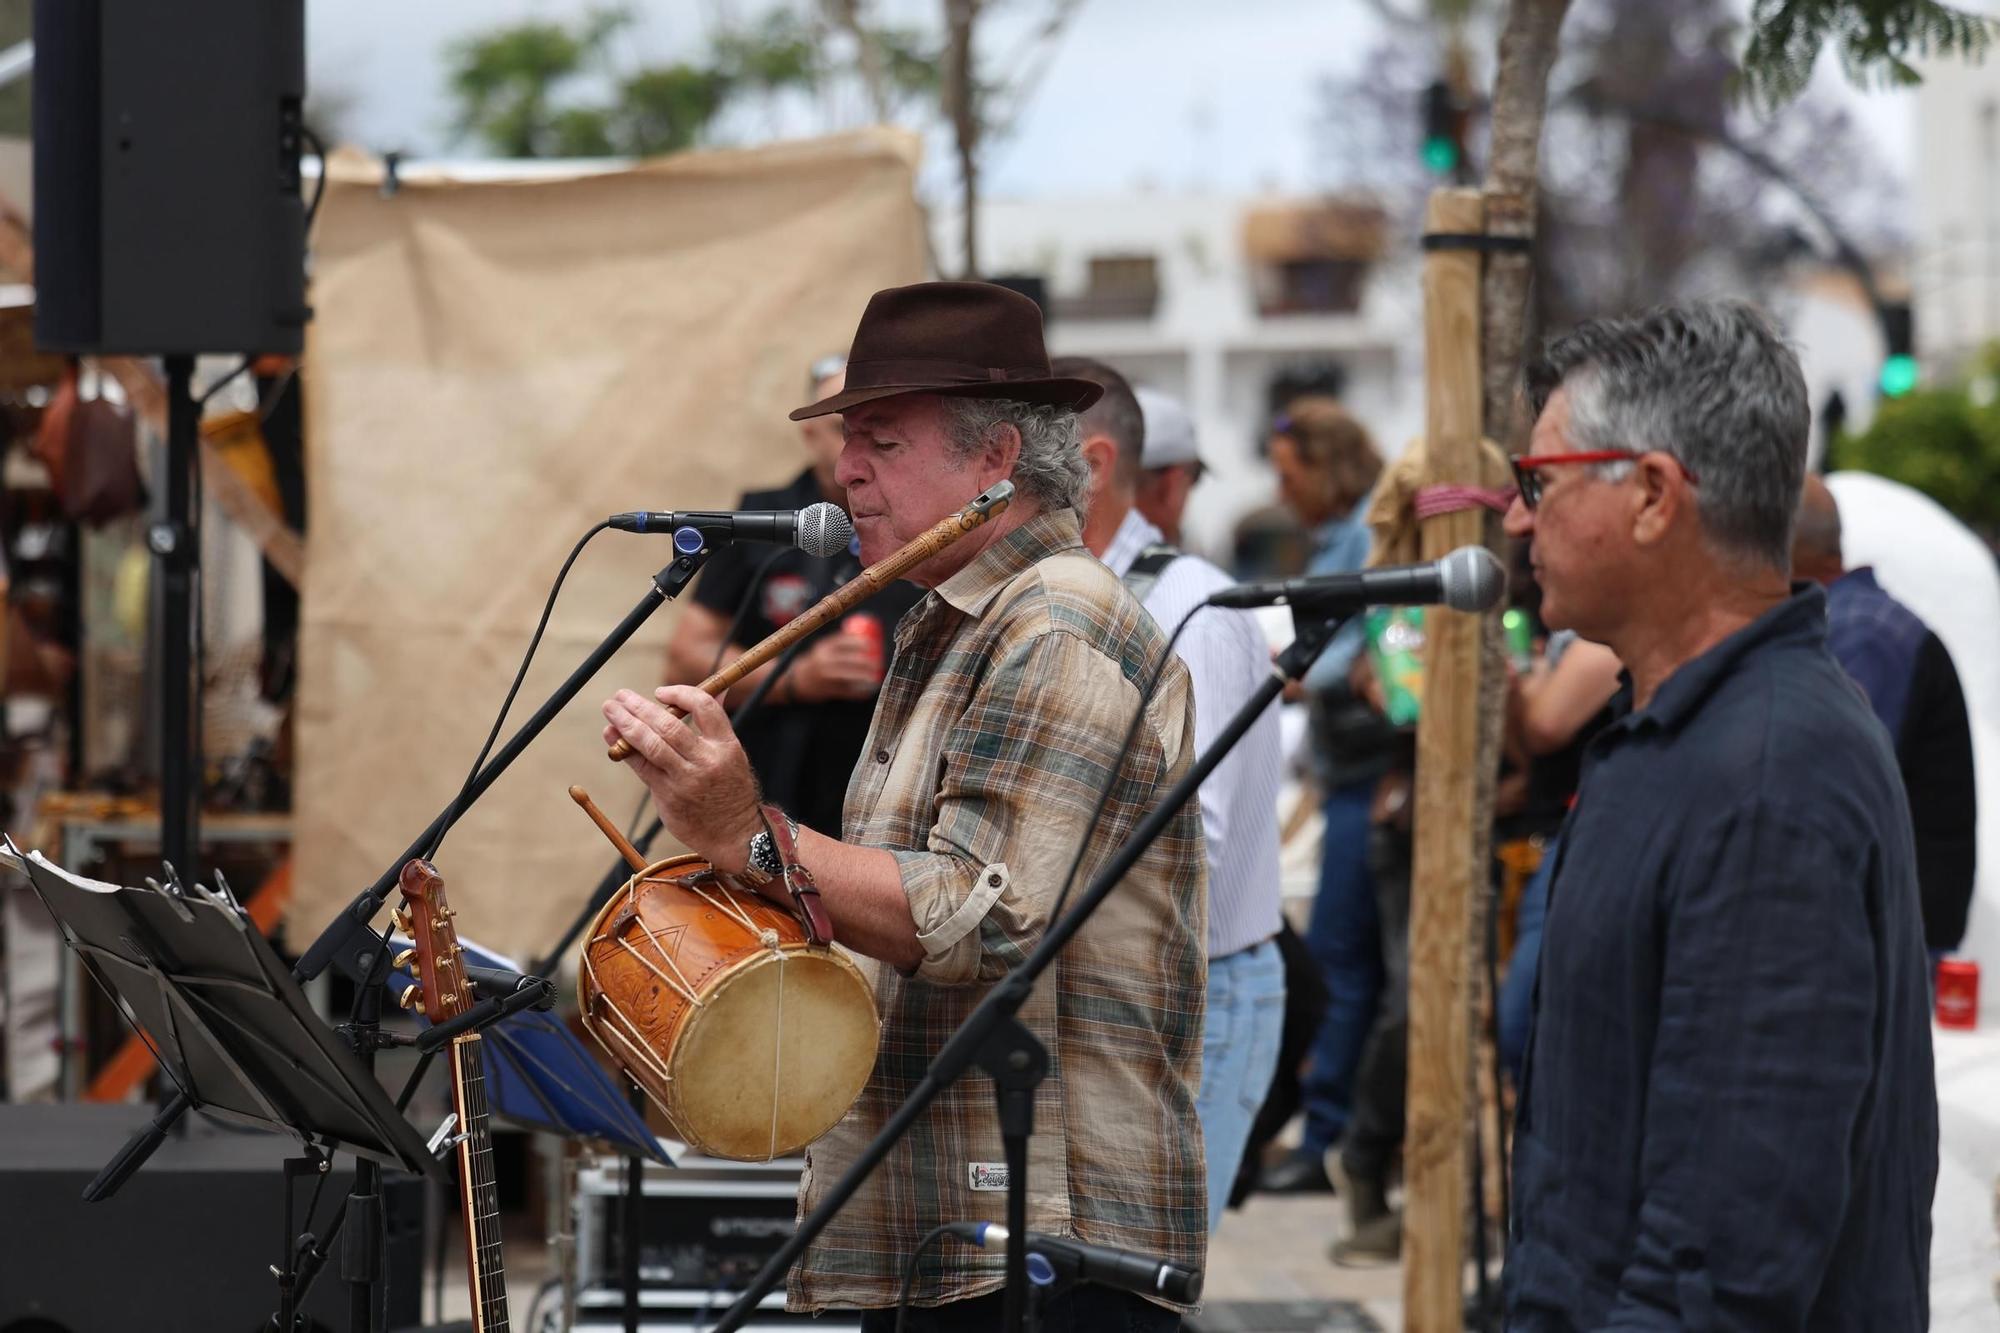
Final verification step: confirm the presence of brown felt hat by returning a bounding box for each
[789,281,1104,420]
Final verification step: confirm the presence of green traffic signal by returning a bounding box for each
[1880,353,1919,398]
[1423,137,1459,175]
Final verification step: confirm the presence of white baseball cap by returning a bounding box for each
[1135,386,1202,471]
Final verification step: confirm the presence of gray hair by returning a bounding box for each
[940,396,1090,513]
[1526,301,1810,571]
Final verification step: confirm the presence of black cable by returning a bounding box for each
[894,1224,956,1333]
[198,358,253,405]
[1045,606,1206,926]
[301,124,329,233]
[424,521,611,861]
[619,544,785,846]
[710,547,787,678]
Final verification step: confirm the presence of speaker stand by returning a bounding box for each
[154,355,201,883]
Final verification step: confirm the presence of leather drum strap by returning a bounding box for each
[761,803,834,946]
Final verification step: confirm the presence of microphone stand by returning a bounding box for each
[84,544,714,1235]
[706,605,1353,1333]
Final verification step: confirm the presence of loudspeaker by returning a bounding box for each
[31,0,309,355]
[0,1104,422,1333]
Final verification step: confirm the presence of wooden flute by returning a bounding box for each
[605,479,1014,761]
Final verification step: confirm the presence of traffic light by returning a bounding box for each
[1879,301,1917,398]
[1422,80,1467,177]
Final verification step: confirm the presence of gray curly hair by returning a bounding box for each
[940,397,1090,513]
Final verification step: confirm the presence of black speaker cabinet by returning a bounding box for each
[0,1104,421,1333]
[31,0,309,356]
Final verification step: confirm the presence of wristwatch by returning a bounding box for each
[739,810,796,887]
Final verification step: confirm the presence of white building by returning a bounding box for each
[1911,40,2000,372]
[945,191,1424,564]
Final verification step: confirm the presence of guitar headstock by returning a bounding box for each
[393,858,472,1024]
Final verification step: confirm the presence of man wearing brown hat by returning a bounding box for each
[603,281,1208,1331]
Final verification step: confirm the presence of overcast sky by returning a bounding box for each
[305,0,1398,196]
[305,0,1915,198]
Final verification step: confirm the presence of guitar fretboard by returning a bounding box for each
[451,1034,509,1331]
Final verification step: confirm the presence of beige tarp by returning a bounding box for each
[292,130,925,963]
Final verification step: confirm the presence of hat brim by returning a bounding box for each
[789,376,1104,421]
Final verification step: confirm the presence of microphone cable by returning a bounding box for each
[618,543,789,846]
[425,521,611,861]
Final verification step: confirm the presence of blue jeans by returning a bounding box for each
[1298,780,1382,1156]
[1499,838,1555,1085]
[1195,937,1286,1229]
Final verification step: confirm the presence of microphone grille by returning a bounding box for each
[1439,545,1507,613]
[796,502,855,558]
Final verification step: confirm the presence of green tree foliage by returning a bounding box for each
[1833,346,2000,538]
[446,8,804,159]
[1742,0,1995,106]
[444,5,938,161]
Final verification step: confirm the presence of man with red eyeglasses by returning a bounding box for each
[1500,302,1936,1331]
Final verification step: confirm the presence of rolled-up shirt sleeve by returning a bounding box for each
[890,627,1184,986]
[1604,805,1881,1329]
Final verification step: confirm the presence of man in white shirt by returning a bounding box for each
[1053,357,1288,1232]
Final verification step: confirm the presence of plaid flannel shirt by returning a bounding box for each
[787,506,1210,1314]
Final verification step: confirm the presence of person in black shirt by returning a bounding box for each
[1502,303,1935,1330]
[664,357,923,834]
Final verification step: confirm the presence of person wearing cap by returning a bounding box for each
[1132,387,1205,544]
[663,355,924,835]
[603,282,1208,1331]
[1060,358,1286,1236]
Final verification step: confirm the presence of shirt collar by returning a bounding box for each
[931,506,1086,619]
[1832,565,1881,594]
[1102,508,1165,579]
[1606,583,1829,737]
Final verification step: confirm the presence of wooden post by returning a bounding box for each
[1404,186,1487,1329]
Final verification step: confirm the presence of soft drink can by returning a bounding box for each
[1936,958,1979,1029]
[842,613,886,683]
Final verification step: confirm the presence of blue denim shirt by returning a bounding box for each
[1300,506,1373,696]
[1506,586,1937,1332]
[1823,566,1929,745]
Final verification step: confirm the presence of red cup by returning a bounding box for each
[842,614,886,684]
[1936,958,1979,1030]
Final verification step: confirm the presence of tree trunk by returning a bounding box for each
[823,0,894,123]
[1481,0,1574,446]
[943,0,982,279]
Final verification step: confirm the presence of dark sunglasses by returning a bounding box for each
[1508,450,1699,509]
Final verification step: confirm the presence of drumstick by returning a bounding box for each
[607,480,1015,761]
[569,784,649,871]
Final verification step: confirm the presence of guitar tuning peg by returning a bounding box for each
[437,955,457,972]
[392,906,413,932]
[400,986,424,1010]
[442,991,460,1005]
[392,947,416,970]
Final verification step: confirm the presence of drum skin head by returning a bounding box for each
[668,948,880,1160]
[579,860,880,1162]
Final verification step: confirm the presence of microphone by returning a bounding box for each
[1206,544,1505,614]
[607,501,853,558]
[944,1222,1203,1304]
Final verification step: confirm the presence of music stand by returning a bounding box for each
[4,840,441,1327]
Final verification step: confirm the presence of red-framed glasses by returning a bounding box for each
[1508,450,1699,509]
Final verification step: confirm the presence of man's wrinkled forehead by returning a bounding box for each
[842,394,932,439]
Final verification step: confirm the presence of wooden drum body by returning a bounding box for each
[579,855,878,1161]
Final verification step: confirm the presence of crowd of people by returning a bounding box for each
[604,281,1971,1329]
